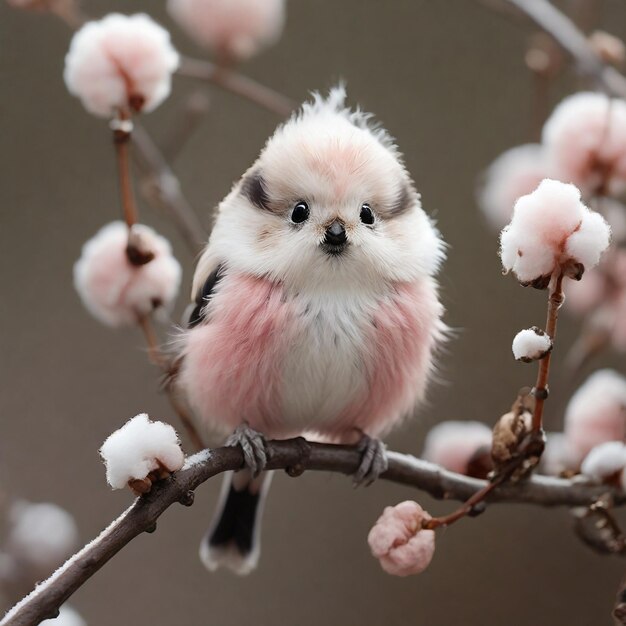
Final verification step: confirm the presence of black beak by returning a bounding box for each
[323,220,348,248]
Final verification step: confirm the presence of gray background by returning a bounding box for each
[1,1,625,624]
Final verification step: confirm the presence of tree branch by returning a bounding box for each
[2,438,624,626]
[130,123,207,254]
[177,56,296,117]
[488,0,626,98]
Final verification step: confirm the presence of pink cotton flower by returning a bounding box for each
[564,369,626,458]
[367,501,435,577]
[542,92,626,196]
[73,221,182,327]
[478,144,552,230]
[500,179,611,285]
[64,13,179,117]
[422,420,492,475]
[167,0,286,61]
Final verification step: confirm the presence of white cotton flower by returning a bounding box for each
[580,441,626,481]
[564,369,626,458]
[167,0,286,60]
[500,179,611,285]
[64,13,179,117]
[73,221,182,327]
[542,92,626,196]
[511,327,552,362]
[100,413,185,490]
[478,144,552,230]
[43,605,86,626]
[5,502,79,571]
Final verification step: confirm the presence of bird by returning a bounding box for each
[175,85,447,575]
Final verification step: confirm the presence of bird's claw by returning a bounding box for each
[354,434,388,487]
[226,422,267,477]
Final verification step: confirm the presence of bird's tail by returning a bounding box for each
[199,469,273,575]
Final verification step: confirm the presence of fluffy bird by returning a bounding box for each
[176,86,446,574]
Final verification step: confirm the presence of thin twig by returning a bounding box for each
[3,438,625,626]
[136,315,166,368]
[112,113,138,229]
[425,477,503,529]
[177,56,296,117]
[160,91,211,162]
[48,0,86,29]
[28,6,208,256]
[425,273,565,529]
[486,0,626,98]
[532,272,564,432]
[136,315,205,452]
[131,124,207,254]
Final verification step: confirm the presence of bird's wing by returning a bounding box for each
[186,263,224,328]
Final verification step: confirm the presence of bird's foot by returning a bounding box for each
[226,422,267,477]
[354,433,388,487]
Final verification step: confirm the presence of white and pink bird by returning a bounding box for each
[175,86,447,574]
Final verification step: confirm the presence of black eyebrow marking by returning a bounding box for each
[188,264,224,328]
[387,182,414,218]
[241,170,272,212]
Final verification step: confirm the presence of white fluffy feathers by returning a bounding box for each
[193,86,445,299]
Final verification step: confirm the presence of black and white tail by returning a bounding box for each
[199,470,273,575]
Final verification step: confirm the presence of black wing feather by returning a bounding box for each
[187,264,224,328]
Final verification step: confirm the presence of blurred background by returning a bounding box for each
[1,0,625,624]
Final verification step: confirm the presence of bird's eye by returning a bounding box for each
[291,201,310,224]
[360,203,375,225]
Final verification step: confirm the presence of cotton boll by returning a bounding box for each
[168,0,285,61]
[367,501,435,577]
[580,441,626,482]
[500,179,611,284]
[512,327,553,362]
[565,210,612,270]
[42,605,86,626]
[5,502,79,572]
[73,221,182,327]
[565,369,626,458]
[542,92,626,195]
[64,13,179,117]
[478,144,552,230]
[100,413,185,490]
[421,420,492,475]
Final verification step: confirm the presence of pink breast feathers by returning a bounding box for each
[322,278,445,441]
[180,272,444,442]
[179,273,302,437]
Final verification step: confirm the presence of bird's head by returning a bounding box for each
[195,86,445,297]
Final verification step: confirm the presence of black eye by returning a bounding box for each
[291,201,309,224]
[360,203,375,225]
